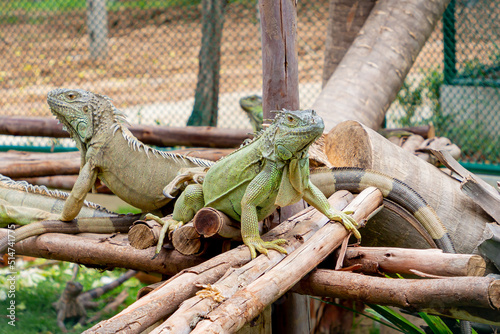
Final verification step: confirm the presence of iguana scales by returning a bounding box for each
[46,88,214,221]
[159,109,360,258]
[160,109,455,257]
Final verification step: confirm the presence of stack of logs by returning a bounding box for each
[82,188,498,333]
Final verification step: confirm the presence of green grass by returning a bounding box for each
[0,259,146,333]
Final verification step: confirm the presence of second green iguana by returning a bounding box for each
[159,109,360,258]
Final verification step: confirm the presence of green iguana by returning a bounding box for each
[159,109,360,258]
[46,88,214,221]
[160,109,456,257]
[0,174,139,253]
[239,95,263,133]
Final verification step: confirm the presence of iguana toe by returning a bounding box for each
[329,211,361,240]
[244,237,288,259]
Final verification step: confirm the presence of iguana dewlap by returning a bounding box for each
[162,109,359,258]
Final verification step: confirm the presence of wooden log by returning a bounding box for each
[1,231,205,276]
[0,116,251,148]
[323,120,493,256]
[171,222,204,256]
[84,190,355,333]
[128,220,162,250]
[189,188,383,333]
[192,207,239,239]
[313,0,451,131]
[0,151,80,178]
[17,175,79,191]
[293,269,500,325]
[342,246,486,277]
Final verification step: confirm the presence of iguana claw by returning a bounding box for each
[144,213,184,259]
[329,210,361,240]
[243,236,288,259]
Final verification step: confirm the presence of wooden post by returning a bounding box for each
[259,0,299,118]
[86,0,108,60]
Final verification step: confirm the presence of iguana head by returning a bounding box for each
[264,109,324,161]
[239,95,263,132]
[47,88,103,146]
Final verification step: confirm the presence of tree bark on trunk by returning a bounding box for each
[187,0,227,126]
[259,0,299,118]
[322,0,376,87]
[321,120,493,258]
[314,0,452,131]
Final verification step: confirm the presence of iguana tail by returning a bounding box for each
[310,167,456,254]
[0,214,140,254]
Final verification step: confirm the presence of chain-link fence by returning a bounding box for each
[1,0,498,166]
[388,0,499,166]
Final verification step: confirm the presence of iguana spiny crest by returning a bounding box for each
[47,88,212,168]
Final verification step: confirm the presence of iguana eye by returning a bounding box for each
[287,116,294,122]
[67,93,76,100]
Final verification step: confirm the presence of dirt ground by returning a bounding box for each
[0,1,448,125]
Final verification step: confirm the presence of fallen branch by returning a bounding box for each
[189,188,383,333]
[293,269,500,325]
[84,190,355,333]
[4,232,205,275]
[342,246,486,277]
[0,215,141,253]
[0,116,251,148]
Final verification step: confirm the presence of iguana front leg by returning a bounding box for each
[241,169,288,259]
[60,161,98,221]
[303,180,361,239]
[150,183,205,256]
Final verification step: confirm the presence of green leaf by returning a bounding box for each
[419,312,452,334]
[368,304,425,334]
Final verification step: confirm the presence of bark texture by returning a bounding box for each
[259,0,299,118]
[314,0,452,131]
[322,0,377,87]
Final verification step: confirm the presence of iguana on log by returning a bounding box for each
[161,111,456,256]
[46,88,214,221]
[0,173,140,253]
[159,109,360,258]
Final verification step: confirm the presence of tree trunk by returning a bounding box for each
[322,120,493,258]
[314,0,452,131]
[259,0,299,118]
[87,0,108,60]
[187,0,227,126]
[322,0,376,87]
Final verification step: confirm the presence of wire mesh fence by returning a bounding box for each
[0,0,498,165]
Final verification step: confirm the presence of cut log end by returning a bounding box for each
[172,223,203,255]
[128,220,161,250]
